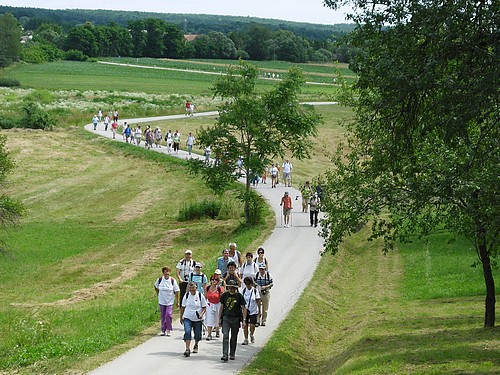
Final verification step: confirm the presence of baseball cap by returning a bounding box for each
[259,264,266,269]
[195,262,202,268]
[227,279,238,287]
[214,269,222,275]
[185,249,192,254]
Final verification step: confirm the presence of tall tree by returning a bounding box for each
[0,135,25,255]
[190,61,321,224]
[322,0,499,327]
[143,18,166,58]
[0,13,22,67]
[64,22,98,57]
[162,24,185,58]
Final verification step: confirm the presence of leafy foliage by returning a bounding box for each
[190,61,321,223]
[21,101,56,130]
[322,0,499,326]
[0,13,22,67]
[0,135,25,254]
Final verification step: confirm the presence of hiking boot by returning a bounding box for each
[160,331,166,336]
[251,335,255,343]
[229,354,235,360]
[192,345,198,353]
[255,322,260,327]
[216,331,220,338]
[183,349,190,357]
[242,339,249,345]
[206,335,212,341]
[221,355,228,362]
[166,331,171,337]
[261,323,266,326]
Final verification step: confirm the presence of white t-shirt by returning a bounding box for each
[283,162,292,174]
[176,258,195,282]
[154,277,180,306]
[240,262,259,281]
[181,292,207,321]
[242,287,260,315]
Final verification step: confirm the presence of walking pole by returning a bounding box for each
[280,205,282,227]
[290,209,293,227]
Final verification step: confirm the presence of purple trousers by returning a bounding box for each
[160,304,173,332]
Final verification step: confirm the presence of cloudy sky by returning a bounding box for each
[2,0,352,25]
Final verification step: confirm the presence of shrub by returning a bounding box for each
[21,102,56,130]
[0,116,20,129]
[0,77,21,87]
[64,49,88,61]
[177,199,222,221]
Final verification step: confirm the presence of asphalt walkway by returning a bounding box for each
[85,111,325,374]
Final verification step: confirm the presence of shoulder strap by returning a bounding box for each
[170,277,174,286]
[157,277,162,286]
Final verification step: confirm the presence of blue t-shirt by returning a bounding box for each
[189,272,208,293]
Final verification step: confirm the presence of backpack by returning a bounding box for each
[254,257,268,267]
[180,259,195,267]
[189,272,205,282]
[157,277,174,287]
[255,271,270,283]
[206,285,222,295]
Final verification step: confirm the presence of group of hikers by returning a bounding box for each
[279,178,323,228]
[153,243,273,362]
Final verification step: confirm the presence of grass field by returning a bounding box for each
[0,58,498,374]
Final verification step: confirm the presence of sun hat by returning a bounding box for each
[214,269,222,275]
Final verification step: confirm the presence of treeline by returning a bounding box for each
[0,6,355,40]
[0,8,359,67]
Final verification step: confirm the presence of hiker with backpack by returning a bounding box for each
[254,247,269,270]
[205,275,225,340]
[189,262,208,293]
[219,279,247,362]
[176,250,196,302]
[223,261,242,288]
[255,264,274,327]
[154,266,180,336]
[180,282,207,357]
[241,277,261,346]
[240,252,259,282]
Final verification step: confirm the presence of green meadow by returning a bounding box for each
[0,58,497,374]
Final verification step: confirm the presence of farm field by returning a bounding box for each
[0,58,497,374]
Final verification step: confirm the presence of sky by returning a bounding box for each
[1,0,352,25]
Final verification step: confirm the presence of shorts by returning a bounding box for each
[245,314,258,325]
[283,208,291,216]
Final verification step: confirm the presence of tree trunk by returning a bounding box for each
[479,240,495,327]
[244,171,251,224]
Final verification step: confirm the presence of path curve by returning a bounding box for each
[86,110,325,374]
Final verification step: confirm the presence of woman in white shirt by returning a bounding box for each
[154,266,180,336]
[180,282,207,357]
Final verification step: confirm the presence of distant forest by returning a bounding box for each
[0,6,359,66]
[1,6,355,39]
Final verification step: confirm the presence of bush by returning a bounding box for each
[64,49,88,61]
[0,77,21,87]
[0,117,20,129]
[21,102,56,130]
[177,199,222,221]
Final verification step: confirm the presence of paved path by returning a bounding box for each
[85,111,325,374]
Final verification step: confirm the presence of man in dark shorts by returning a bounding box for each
[219,279,246,362]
